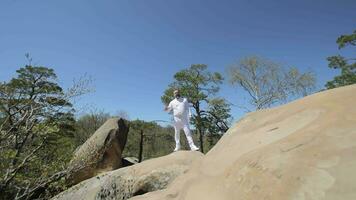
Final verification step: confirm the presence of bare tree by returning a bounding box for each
[74,108,111,146]
[116,110,130,120]
[228,56,316,111]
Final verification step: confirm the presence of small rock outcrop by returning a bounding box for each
[53,151,203,200]
[66,118,130,185]
[122,157,139,167]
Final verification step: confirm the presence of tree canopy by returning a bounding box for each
[228,56,316,110]
[161,64,231,153]
[0,64,92,200]
[325,30,356,89]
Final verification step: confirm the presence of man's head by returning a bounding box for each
[173,89,181,98]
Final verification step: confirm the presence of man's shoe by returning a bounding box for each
[190,146,199,151]
[174,146,180,152]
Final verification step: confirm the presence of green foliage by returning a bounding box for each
[123,119,219,161]
[161,64,223,105]
[161,64,231,153]
[336,30,356,48]
[124,120,174,161]
[73,109,221,162]
[326,30,356,89]
[0,65,77,199]
[203,98,232,133]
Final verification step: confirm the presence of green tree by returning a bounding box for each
[325,30,356,89]
[0,64,89,199]
[123,120,175,161]
[129,120,156,162]
[228,56,316,110]
[203,98,231,133]
[161,64,231,153]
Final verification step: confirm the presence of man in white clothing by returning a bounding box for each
[164,89,199,152]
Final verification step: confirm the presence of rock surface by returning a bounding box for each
[66,118,130,185]
[53,151,203,200]
[130,84,356,200]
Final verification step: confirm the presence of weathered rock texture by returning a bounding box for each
[66,118,130,185]
[130,84,356,200]
[53,151,203,200]
[56,84,356,200]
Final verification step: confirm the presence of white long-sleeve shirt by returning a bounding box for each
[166,97,192,122]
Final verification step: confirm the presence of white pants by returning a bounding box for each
[173,117,196,149]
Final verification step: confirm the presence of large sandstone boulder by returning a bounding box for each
[66,118,129,185]
[53,151,203,200]
[131,84,356,200]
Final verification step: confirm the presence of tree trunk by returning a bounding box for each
[198,127,204,153]
[138,130,144,163]
[192,102,204,153]
[196,112,204,153]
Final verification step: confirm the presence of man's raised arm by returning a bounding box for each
[164,102,172,112]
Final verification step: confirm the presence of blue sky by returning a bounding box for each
[0,0,355,123]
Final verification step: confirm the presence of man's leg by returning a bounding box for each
[174,124,181,151]
[182,124,199,151]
